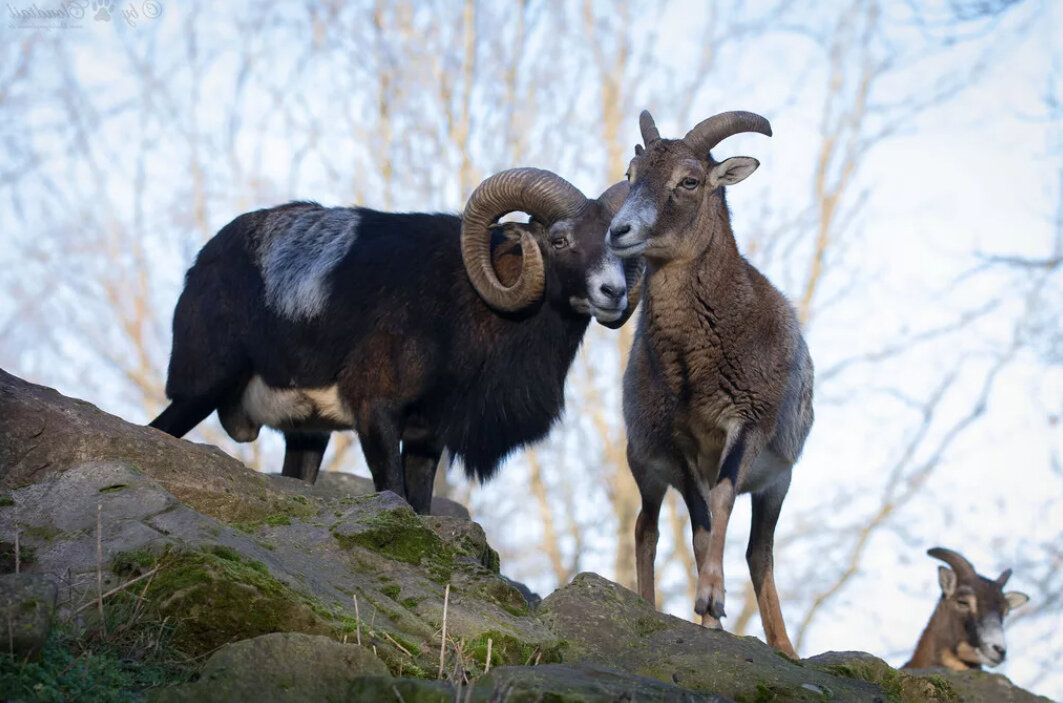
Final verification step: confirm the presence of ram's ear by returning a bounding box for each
[708,156,760,188]
[500,220,544,241]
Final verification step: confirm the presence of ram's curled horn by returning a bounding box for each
[683,110,773,159]
[462,167,588,312]
[927,547,977,581]
[639,110,661,145]
[597,180,630,216]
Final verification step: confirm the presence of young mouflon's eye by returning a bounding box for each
[956,598,971,609]
[680,177,699,190]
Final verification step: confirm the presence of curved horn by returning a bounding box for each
[462,168,588,312]
[996,568,1012,587]
[598,257,644,329]
[683,110,773,159]
[928,547,977,582]
[597,180,629,215]
[639,110,660,145]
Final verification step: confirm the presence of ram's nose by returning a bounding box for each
[599,281,625,303]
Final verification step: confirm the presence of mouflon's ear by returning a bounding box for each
[938,566,958,597]
[708,156,760,188]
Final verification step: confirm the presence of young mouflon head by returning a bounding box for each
[928,547,1029,667]
[608,110,771,263]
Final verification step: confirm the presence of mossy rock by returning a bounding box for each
[348,664,735,702]
[465,630,564,670]
[805,651,957,703]
[150,632,387,703]
[136,546,331,656]
[538,574,886,702]
[331,493,449,570]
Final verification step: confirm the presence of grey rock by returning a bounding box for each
[349,665,735,702]
[538,573,888,702]
[479,664,737,702]
[276,471,471,519]
[0,573,58,659]
[0,369,316,524]
[150,632,388,703]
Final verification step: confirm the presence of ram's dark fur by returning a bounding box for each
[152,186,630,514]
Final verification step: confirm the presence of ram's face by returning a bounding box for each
[540,201,628,323]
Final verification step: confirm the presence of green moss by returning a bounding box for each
[466,631,563,669]
[401,597,421,609]
[98,483,128,493]
[264,514,291,526]
[136,547,329,656]
[380,584,401,600]
[0,495,14,506]
[462,576,529,616]
[922,674,956,699]
[634,615,670,638]
[111,549,155,573]
[824,659,956,703]
[332,506,447,568]
[20,524,62,541]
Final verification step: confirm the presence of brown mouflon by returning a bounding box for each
[609,110,813,658]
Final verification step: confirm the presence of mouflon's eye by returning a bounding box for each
[680,177,699,190]
[551,238,569,250]
[956,599,971,609]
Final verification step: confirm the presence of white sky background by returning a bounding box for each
[1,0,1061,698]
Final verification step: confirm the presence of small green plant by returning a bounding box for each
[0,573,193,702]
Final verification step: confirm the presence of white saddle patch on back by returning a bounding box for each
[259,207,360,320]
[241,375,354,430]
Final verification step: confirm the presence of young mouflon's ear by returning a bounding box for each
[938,566,958,597]
[1005,591,1030,610]
[708,156,760,188]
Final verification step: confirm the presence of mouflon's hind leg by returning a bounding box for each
[747,468,796,658]
[149,396,219,438]
[631,451,668,607]
[281,431,330,483]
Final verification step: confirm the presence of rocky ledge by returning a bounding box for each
[0,369,1050,702]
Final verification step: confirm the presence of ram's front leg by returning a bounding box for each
[401,419,445,515]
[359,405,406,500]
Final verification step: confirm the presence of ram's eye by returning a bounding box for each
[551,238,569,250]
[680,177,699,190]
